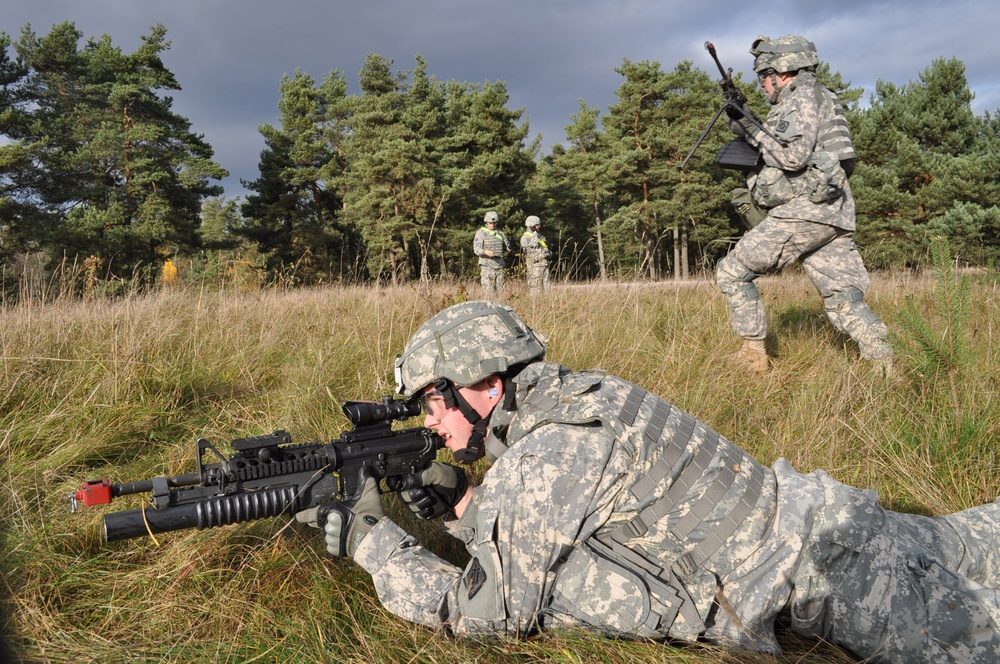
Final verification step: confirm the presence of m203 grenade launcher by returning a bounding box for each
[70,397,442,542]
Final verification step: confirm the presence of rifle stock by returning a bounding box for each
[71,397,442,542]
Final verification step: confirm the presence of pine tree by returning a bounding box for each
[600,59,740,278]
[852,58,1000,267]
[1,22,226,280]
[239,69,352,281]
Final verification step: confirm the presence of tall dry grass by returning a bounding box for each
[2,270,999,663]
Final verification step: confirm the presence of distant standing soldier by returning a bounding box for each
[717,35,892,374]
[473,211,510,297]
[520,215,551,293]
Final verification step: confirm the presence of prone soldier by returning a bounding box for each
[301,300,1000,663]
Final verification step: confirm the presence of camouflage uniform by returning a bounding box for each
[354,359,1000,661]
[520,228,551,292]
[716,38,891,362]
[474,225,509,297]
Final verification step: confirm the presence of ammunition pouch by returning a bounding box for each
[547,540,690,638]
[749,150,846,209]
[716,137,763,171]
[801,151,847,204]
[750,166,796,208]
[731,188,767,230]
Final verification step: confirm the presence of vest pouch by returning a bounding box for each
[548,542,680,638]
[802,151,846,203]
[750,165,796,209]
[731,187,767,230]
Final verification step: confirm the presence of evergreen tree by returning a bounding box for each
[341,53,420,283]
[531,100,620,280]
[238,69,352,281]
[852,58,1000,267]
[600,59,739,278]
[1,22,226,278]
[199,195,241,249]
[0,30,35,265]
[342,55,533,283]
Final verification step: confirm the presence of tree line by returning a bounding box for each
[3,21,1000,294]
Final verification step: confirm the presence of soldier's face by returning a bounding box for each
[420,380,499,460]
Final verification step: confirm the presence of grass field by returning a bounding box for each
[2,269,999,663]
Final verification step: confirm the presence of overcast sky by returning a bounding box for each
[7,0,1000,199]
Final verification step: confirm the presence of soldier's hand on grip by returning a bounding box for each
[399,462,469,520]
[320,476,384,557]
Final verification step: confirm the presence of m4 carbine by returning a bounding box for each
[70,397,442,542]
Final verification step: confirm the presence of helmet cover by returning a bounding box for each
[395,301,546,398]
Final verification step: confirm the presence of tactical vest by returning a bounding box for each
[478,228,507,263]
[521,231,548,265]
[750,74,857,209]
[803,73,857,176]
[507,363,776,638]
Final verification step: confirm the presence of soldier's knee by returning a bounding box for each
[717,255,759,296]
[824,287,883,327]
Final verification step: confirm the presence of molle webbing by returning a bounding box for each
[609,386,769,577]
[813,83,856,164]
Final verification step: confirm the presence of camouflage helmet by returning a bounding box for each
[484,210,499,223]
[525,215,540,228]
[394,301,546,398]
[750,34,819,74]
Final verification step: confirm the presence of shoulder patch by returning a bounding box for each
[773,110,799,140]
[464,557,487,600]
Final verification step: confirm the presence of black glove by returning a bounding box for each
[399,462,469,520]
[295,475,384,557]
[727,103,754,137]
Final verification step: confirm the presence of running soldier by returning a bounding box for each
[718,35,892,374]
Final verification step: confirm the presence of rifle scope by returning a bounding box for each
[342,397,421,427]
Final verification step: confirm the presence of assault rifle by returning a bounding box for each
[70,397,442,542]
[680,41,783,172]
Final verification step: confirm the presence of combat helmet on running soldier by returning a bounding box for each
[750,34,819,74]
[525,215,540,229]
[751,35,820,106]
[484,211,499,224]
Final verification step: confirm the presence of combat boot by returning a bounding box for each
[731,338,770,375]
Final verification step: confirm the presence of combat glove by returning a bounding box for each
[294,475,384,557]
[728,103,754,137]
[399,462,469,520]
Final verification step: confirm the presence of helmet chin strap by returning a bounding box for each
[434,378,499,465]
[766,72,781,104]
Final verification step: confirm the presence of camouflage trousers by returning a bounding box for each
[480,264,505,297]
[526,264,550,293]
[715,217,891,360]
[791,498,1000,663]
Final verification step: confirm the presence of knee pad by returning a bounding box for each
[824,288,882,327]
[824,288,890,358]
[720,280,760,302]
[717,255,759,297]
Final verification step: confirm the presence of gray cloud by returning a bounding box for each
[6,0,1000,198]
